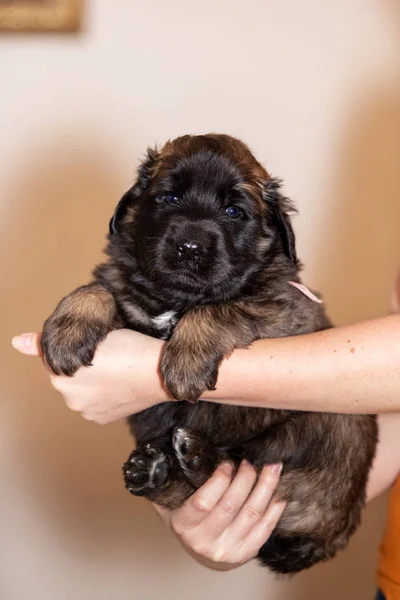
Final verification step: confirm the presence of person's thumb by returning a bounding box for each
[12,333,41,356]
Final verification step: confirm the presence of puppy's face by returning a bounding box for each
[110,135,296,300]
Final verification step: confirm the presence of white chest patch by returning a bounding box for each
[151,311,178,338]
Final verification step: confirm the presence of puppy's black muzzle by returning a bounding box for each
[176,240,204,261]
[165,222,216,272]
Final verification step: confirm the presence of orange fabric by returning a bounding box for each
[377,478,400,600]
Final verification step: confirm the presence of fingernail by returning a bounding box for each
[220,462,233,475]
[269,463,283,475]
[12,334,32,351]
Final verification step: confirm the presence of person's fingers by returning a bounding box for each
[202,460,257,536]
[227,463,282,540]
[238,498,286,559]
[11,333,41,357]
[170,463,233,532]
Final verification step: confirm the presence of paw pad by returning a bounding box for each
[123,444,170,496]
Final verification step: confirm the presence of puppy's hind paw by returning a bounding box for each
[173,428,217,487]
[123,444,170,497]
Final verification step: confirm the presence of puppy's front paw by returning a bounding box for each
[41,314,105,376]
[160,341,219,402]
[41,284,116,376]
[123,444,170,496]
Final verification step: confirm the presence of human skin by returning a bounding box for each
[12,315,400,419]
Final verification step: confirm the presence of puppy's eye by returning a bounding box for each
[161,193,180,205]
[225,205,243,219]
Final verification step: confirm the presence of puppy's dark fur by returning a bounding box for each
[41,134,377,574]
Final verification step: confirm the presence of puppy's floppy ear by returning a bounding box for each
[109,147,159,235]
[109,190,133,235]
[263,177,298,264]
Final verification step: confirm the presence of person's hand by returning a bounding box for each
[154,460,286,571]
[12,330,167,423]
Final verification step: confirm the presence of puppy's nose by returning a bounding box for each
[176,240,204,260]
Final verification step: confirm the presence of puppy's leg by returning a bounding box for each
[160,303,257,402]
[41,283,119,376]
[123,436,197,509]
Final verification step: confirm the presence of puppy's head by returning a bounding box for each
[110,134,297,299]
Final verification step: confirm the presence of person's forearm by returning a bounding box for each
[12,315,400,422]
[204,315,400,414]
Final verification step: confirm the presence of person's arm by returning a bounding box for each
[12,314,400,422]
[366,412,400,500]
[206,314,400,414]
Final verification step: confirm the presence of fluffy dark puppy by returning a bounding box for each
[41,134,377,574]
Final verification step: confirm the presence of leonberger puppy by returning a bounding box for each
[41,134,377,573]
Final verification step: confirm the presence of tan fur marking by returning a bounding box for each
[161,304,256,401]
[41,283,119,376]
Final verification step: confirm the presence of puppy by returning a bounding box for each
[41,134,377,574]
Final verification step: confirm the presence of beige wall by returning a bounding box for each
[1,1,400,599]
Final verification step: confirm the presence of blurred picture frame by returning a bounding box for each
[0,0,82,32]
